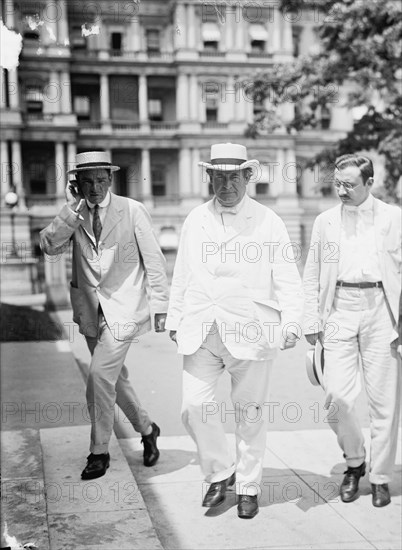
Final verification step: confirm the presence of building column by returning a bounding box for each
[141,149,151,198]
[60,71,71,113]
[7,69,19,109]
[176,73,189,121]
[5,0,15,27]
[0,70,6,109]
[11,141,25,208]
[100,73,110,122]
[234,12,244,51]
[189,75,198,121]
[130,18,141,51]
[1,141,10,199]
[67,142,76,177]
[224,10,234,51]
[45,71,60,114]
[283,148,298,195]
[191,148,201,195]
[55,142,66,201]
[222,76,237,122]
[174,3,187,50]
[281,18,294,55]
[275,148,286,196]
[44,1,58,44]
[138,74,148,123]
[57,0,69,45]
[187,4,196,49]
[272,8,281,53]
[198,82,206,124]
[179,148,192,196]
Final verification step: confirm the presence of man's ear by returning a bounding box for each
[366,176,374,187]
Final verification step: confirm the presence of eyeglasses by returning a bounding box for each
[333,181,362,192]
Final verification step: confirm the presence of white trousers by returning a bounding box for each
[323,286,400,484]
[182,325,273,495]
[85,314,152,454]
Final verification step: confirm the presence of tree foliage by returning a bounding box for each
[247,0,402,201]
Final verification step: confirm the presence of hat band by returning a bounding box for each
[210,158,246,165]
[76,161,113,169]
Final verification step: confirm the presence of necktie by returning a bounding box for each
[92,205,102,246]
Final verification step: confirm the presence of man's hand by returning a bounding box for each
[305,332,322,346]
[280,329,299,350]
[154,313,167,332]
[65,182,84,211]
[169,330,177,343]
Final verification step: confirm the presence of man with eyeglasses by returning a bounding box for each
[304,154,401,508]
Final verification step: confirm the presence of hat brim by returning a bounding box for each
[306,341,325,388]
[68,165,120,174]
[199,159,260,171]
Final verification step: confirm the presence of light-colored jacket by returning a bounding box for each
[165,195,304,360]
[303,196,401,342]
[40,193,169,340]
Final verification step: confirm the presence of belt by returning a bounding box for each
[336,281,383,289]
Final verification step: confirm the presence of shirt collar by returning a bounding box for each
[343,193,374,213]
[86,192,111,210]
[214,194,247,215]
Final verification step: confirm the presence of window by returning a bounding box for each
[114,166,128,196]
[321,105,331,129]
[146,29,160,53]
[148,99,163,121]
[25,86,43,113]
[204,83,219,121]
[151,166,166,196]
[202,23,220,51]
[71,25,86,49]
[249,25,268,53]
[29,161,47,194]
[111,32,122,54]
[256,183,269,195]
[74,96,91,120]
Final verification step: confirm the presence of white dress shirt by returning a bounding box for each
[338,193,382,283]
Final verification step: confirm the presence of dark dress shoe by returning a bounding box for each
[372,483,391,507]
[141,422,160,467]
[202,472,236,507]
[81,453,110,480]
[237,495,259,519]
[340,462,366,502]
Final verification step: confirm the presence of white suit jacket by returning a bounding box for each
[165,195,304,360]
[303,196,401,342]
[40,194,169,340]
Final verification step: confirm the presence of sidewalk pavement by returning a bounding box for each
[1,302,401,550]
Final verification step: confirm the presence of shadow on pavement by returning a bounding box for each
[0,302,65,342]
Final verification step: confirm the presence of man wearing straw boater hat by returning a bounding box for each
[40,151,169,479]
[304,154,401,508]
[166,143,303,518]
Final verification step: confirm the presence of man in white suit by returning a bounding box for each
[166,143,304,518]
[41,152,169,479]
[304,154,401,507]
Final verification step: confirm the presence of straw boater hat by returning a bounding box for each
[67,151,120,174]
[199,143,260,171]
[306,341,325,388]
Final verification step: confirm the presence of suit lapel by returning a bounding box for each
[81,204,94,240]
[101,194,123,242]
[325,204,342,284]
[373,197,391,271]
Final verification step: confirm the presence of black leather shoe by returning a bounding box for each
[141,422,160,467]
[340,462,366,502]
[372,483,391,507]
[237,495,259,519]
[81,453,110,480]
[202,473,236,507]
